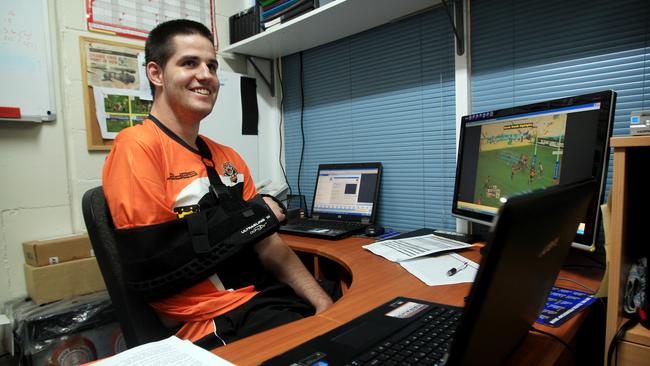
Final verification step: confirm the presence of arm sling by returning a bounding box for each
[113,137,284,301]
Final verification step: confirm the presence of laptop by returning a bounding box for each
[263,179,596,366]
[279,162,382,240]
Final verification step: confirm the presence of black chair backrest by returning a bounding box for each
[82,186,171,348]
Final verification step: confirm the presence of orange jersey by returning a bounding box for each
[102,116,259,341]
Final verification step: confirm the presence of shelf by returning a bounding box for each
[624,323,650,346]
[610,135,650,148]
[605,136,650,365]
[222,0,438,59]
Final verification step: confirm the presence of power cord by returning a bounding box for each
[562,263,606,270]
[606,318,638,366]
[275,57,292,197]
[556,276,596,294]
[530,326,576,361]
[298,51,307,213]
[577,250,606,268]
[556,277,606,309]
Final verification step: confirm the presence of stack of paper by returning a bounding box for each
[363,234,480,286]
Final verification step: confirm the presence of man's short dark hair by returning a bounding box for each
[145,19,215,95]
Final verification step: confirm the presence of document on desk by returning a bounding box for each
[362,234,474,262]
[400,253,479,286]
[363,234,478,286]
[92,335,234,365]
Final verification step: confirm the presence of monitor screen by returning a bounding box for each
[312,164,381,219]
[452,91,616,251]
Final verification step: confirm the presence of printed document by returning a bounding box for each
[363,234,474,262]
[399,253,479,286]
[92,336,234,365]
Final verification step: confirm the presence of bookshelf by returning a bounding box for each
[222,0,438,58]
[605,135,650,365]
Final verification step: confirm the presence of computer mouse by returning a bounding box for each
[365,225,385,237]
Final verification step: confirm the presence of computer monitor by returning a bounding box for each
[452,90,616,251]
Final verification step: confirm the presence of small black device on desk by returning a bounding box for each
[364,225,384,237]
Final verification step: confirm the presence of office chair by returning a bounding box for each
[82,186,172,348]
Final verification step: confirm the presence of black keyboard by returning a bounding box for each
[297,219,365,231]
[346,305,462,366]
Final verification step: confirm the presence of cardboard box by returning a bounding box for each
[24,258,106,305]
[23,234,92,266]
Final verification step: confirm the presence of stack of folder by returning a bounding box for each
[229,6,261,44]
[260,0,319,30]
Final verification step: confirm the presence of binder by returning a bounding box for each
[229,6,261,44]
[280,0,317,23]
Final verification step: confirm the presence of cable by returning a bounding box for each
[556,277,607,309]
[298,51,306,213]
[275,57,292,197]
[577,250,606,268]
[530,326,576,361]
[562,264,606,270]
[607,318,638,366]
[556,277,596,294]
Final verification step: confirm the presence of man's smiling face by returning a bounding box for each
[159,33,219,123]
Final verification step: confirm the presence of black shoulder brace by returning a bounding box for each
[114,194,280,301]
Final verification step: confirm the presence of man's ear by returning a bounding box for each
[146,61,164,89]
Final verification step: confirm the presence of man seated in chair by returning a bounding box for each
[102,19,333,349]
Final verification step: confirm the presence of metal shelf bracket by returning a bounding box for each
[246,56,275,97]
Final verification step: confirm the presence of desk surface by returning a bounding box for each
[213,234,604,365]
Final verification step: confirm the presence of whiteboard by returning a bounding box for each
[0,0,56,122]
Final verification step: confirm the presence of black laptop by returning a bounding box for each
[279,162,382,240]
[264,179,596,366]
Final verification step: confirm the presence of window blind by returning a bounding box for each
[281,7,457,232]
[471,0,650,199]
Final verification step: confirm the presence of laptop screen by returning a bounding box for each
[312,165,381,218]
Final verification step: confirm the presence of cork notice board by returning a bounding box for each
[80,36,150,151]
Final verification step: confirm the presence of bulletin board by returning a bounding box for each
[80,36,150,151]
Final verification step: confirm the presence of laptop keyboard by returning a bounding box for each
[297,219,365,231]
[346,305,462,366]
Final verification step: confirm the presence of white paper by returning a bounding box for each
[363,234,474,262]
[400,253,479,286]
[93,336,235,366]
[137,52,153,100]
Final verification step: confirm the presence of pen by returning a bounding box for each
[447,261,469,276]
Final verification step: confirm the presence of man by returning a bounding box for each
[102,19,333,349]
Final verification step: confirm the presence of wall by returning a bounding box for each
[0,0,282,353]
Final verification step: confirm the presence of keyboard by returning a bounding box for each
[432,230,477,244]
[295,219,365,231]
[346,305,462,366]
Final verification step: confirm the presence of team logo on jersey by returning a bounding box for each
[174,205,200,219]
[222,162,238,183]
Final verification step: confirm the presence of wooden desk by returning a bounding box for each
[213,234,603,365]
